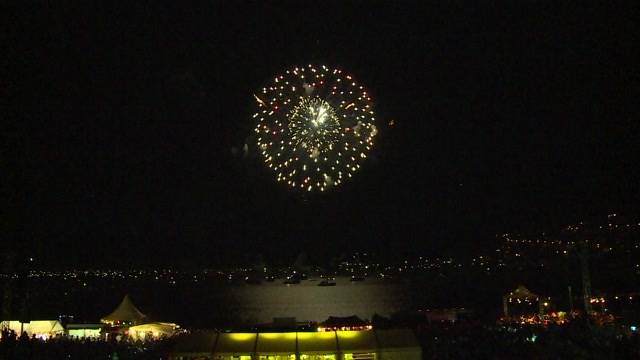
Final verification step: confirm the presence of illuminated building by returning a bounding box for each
[172,329,421,360]
[317,316,372,332]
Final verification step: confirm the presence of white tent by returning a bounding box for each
[1,320,64,339]
[101,295,146,325]
[128,322,178,340]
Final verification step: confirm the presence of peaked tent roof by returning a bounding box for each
[101,295,146,324]
[505,285,539,300]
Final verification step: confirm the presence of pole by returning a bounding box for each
[568,286,573,314]
[578,241,592,314]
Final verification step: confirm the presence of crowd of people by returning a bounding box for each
[0,329,172,360]
[416,318,640,359]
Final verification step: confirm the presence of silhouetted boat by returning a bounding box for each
[244,276,261,285]
[318,280,336,286]
[283,275,301,284]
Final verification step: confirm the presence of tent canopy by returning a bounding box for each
[129,322,176,333]
[129,322,178,340]
[101,295,146,324]
[1,321,64,335]
[505,285,539,300]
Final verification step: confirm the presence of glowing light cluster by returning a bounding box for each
[253,65,377,191]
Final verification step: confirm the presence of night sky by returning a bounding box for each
[5,2,638,268]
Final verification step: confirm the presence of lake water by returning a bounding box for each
[16,276,412,327]
[209,277,409,324]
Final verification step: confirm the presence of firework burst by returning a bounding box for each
[253,65,377,192]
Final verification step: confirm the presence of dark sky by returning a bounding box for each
[4,2,639,268]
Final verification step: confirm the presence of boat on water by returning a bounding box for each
[244,277,262,285]
[350,275,366,282]
[283,273,301,284]
[318,280,336,286]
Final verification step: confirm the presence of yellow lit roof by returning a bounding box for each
[297,331,337,353]
[336,330,378,352]
[256,332,297,353]
[215,332,257,354]
[173,329,421,357]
